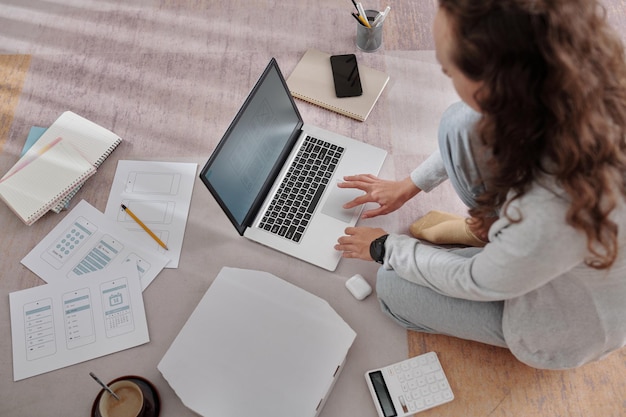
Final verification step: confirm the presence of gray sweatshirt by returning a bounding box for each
[384,154,626,369]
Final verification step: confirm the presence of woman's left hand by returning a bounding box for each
[335,227,388,261]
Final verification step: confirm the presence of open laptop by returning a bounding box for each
[199,58,386,271]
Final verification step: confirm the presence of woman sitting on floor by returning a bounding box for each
[335,0,626,370]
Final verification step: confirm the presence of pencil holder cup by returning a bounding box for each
[356,10,383,52]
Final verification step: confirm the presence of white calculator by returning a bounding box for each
[365,351,454,417]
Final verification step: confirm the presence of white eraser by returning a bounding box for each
[345,274,373,300]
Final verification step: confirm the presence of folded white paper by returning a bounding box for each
[158,267,356,417]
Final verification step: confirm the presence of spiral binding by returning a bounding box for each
[291,93,364,122]
[51,138,121,214]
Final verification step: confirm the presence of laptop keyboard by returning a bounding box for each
[259,136,344,243]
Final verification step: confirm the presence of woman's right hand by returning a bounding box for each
[338,174,421,219]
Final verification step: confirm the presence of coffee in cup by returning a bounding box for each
[98,380,144,417]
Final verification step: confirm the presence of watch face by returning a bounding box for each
[370,235,388,264]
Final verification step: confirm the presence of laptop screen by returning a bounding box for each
[199,59,303,235]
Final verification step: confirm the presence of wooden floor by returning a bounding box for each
[409,331,626,416]
[0,55,30,151]
[1,1,625,416]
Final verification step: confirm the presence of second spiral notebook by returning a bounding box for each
[287,49,389,122]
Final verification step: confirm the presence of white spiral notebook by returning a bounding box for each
[0,111,122,225]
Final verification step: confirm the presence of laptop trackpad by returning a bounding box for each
[321,185,361,223]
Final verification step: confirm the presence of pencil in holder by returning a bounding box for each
[356,10,383,52]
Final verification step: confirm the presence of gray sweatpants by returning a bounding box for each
[376,102,508,348]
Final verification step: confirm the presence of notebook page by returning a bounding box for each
[4,111,121,180]
[4,111,122,213]
[0,140,96,225]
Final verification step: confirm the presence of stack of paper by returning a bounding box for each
[10,199,172,381]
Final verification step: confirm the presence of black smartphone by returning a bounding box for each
[330,54,363,98]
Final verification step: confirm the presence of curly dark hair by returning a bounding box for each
[438,0,626,268]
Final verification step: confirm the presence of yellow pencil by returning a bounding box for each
[355,2,372,28]
[356,13,371,28]
[121,204,169,250]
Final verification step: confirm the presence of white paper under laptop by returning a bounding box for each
[199,58,387,271]
[158,267,356,417]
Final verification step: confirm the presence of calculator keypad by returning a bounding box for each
[391,352,453,413]
[365,351,454,417]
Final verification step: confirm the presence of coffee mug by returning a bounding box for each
[98,380,145,417]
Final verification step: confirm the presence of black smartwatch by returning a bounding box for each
[369,234,389,264]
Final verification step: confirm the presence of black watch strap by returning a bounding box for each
[369,234,389,264]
